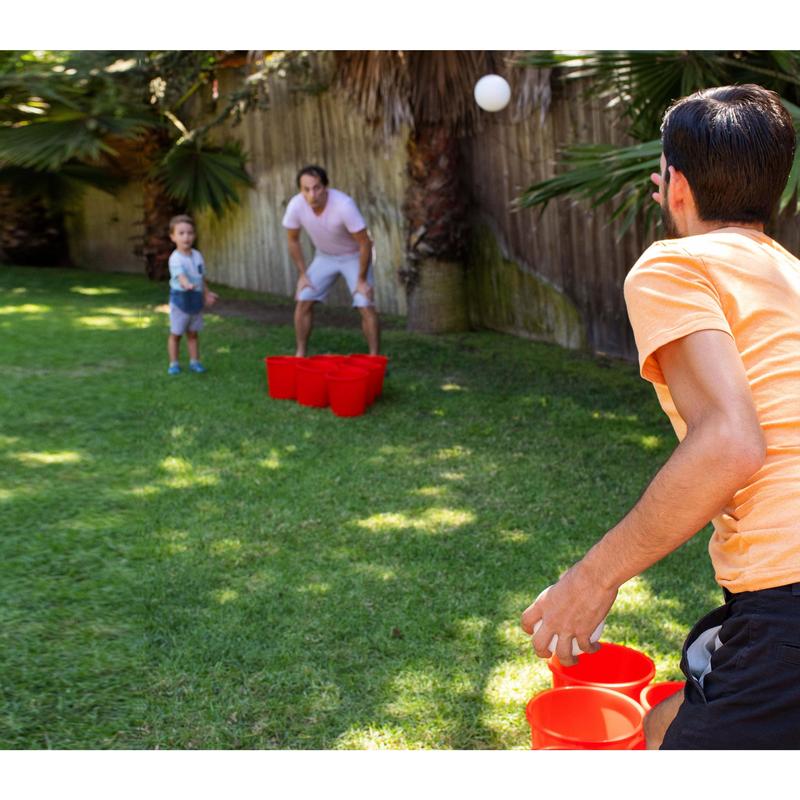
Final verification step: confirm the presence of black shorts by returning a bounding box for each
[661,582,800,749]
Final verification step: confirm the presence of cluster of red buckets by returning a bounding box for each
[526,642,685,750]
[264,354,388,417]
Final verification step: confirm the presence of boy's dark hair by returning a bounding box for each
[169,214,195,233]
[296,165,329,188]
[661,84,796,225]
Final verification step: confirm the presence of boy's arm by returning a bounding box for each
[520,329,766,665]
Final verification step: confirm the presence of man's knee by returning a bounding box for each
[643,689,684,750]
[296,300,316,314]
[358,305,378,319]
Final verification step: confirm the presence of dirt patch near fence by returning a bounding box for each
[155,298,403,330]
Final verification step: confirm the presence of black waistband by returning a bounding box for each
[723,582,800,603]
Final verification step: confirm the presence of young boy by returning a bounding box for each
[167,215,217,375]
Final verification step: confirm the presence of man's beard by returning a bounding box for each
[660,201,681,238]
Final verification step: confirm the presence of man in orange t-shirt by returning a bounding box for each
[521,84,800,748]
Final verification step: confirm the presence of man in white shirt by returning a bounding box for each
[282,165,380,356]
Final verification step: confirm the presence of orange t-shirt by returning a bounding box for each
[624,226,800,592]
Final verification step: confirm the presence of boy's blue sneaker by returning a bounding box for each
[189,361,207,374]
[167,363,181,375]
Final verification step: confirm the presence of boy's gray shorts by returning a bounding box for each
[297,252,375,307]
[169,304,204,335]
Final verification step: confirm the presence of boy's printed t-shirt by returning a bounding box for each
[282,188,366,256]
[624,227,800,593]
[169,248,205,293]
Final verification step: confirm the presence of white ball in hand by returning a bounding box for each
[474,74,511,112]
[533,619,605,657]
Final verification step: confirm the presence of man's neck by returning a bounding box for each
[686,219,765,236]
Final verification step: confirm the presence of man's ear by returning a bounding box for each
[667,166,692,206]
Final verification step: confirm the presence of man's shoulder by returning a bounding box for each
[328,187,358,207]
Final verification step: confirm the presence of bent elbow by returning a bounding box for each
[727,425,767,484]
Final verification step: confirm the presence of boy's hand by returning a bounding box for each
[205,291,218,308]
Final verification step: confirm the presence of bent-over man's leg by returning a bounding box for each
[359,306,380,355]
[294,300,315,357]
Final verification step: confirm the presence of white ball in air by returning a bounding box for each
[474,74,511,112]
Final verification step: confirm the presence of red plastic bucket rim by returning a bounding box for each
[265,355,301,363]
[328,366,369,381]
[640,680,685,710]
[526,686,645,746]
[548,642,656,690]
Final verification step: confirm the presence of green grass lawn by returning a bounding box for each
[0,264,719,750]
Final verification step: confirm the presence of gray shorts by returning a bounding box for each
[169,304,204,335]
[298,252,375,307]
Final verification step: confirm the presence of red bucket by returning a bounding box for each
[265,356,301,400]
[548,642,656,701]
[639,680,685,713]
[345,357,381,405]
[328,366,369,417]
[348,354,388,397]
[526,686,645,750]
[296,361,331,408]
[309,354,348,369]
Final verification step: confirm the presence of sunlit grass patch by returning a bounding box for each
[212,588,239,604]
[13,450,83,465]
[0,303,51,314]
[356,507,475,533]
[70,286,123,296]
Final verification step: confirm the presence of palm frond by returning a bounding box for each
[158,141,253,215]
[779,98,800,215]
[0,115,154,171]
[516,140,662,236]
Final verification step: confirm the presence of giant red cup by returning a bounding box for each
[640,680,685,713]
[327,366,369,417]
[548,642,656,701]
[265,356,301,400]
[348,354,388,396]
[295,361,331,408]
[526,686,645,750]
[345,356,382,405]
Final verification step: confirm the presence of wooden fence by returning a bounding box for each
[67,56,800,361]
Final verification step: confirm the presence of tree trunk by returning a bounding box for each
[114,129,183,281]
[405,258,468,333]
[402,123,470,333]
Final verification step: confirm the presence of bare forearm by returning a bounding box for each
[288,240,307,275]
[358,243,371,281]
[581,417,764,591]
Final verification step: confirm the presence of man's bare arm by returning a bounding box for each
[521,329,766,664]
[351,228,373,301]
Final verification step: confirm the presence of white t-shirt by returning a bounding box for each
[282,188,366,256]
[168,248,205,292]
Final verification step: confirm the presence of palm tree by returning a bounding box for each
[0,50,253,277]
[334,51,504,332]
[515,51,800,233]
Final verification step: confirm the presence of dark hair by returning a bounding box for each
[296,165,329,188]
[169,214,195,233]
[661,84,796,225]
